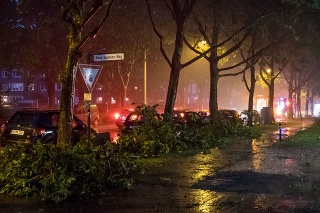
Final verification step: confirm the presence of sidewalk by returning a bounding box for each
[200,118,320,212]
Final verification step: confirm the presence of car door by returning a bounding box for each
[72,115,89,143]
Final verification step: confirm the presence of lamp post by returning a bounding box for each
[134,86,138,102]
[144,50,147,105]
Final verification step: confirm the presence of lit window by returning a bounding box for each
[96,97,103,103]
[9,83,24,91]
[28,84,34,91]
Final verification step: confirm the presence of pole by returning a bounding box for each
[144,50,147,105]
[86,100,91,140]
[279,122,282,142]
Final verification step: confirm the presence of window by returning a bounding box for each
[1,70,23,78]
[2,71,10,78]
[40,83,47,91]
[9,96,23,101]
[55,97,60,105]
[28,84,34,91]
[9,83,24,91]
[96,97,103,103]
[55,83,62,91]
[12,70,23,78]
[2,84,8,91]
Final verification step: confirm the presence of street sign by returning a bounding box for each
[84,93,91,101]
[78,64,103,93]
[93,53,125,62]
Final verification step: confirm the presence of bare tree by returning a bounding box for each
[146,0,198,116]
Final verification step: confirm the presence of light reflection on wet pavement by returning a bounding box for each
[1,119,320,212]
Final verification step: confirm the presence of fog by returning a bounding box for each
[140,57,288,113]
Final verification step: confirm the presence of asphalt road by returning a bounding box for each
[93,120,120,142]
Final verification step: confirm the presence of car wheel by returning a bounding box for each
[0,122,6,133]
[93,119,99,127]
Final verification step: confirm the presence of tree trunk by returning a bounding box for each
[57,30,81,149]
[209,16,219,123]
[305,86,309,117]
[164,21,184,116]
[287,87,294,119]
[209,63,219,122]
[122,86,127,108]
[296,89,301,118]
[247,66,256,126]
[268,76,275,121]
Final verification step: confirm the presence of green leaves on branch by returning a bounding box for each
[0,142,136,202]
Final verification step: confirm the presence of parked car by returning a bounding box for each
[173,110,205,127]
[198,110,210,124]
[218,109,243,126]
[0,109,109,146]
[122,112,162,132]
[241,110,260,125]
[115,109,133,130]
[75,104,100,127]
[0,111,11,133]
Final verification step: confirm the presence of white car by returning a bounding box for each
[241,110,260,125]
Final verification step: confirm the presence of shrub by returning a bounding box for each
[0,142,136,202]
[116,118,179,156]
[116,104,261,154]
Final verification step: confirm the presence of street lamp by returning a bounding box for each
[144,50,147,105]
[266,68,272,80]
[267,68,271,77]
[134,86,138,102]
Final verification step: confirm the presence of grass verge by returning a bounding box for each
[279,124,320,147]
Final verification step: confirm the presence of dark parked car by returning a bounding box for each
[173,110,205,127]
[218,109,243,126]
[122,112,162,132]
[0,109,109,146]
[0,111,11,133]
[115,109,133,130]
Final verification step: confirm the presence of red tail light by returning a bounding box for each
[32,128,45,136]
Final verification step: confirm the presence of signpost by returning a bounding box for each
[84,93,92,139]
[78,64,103,139]
[79,53,125,140]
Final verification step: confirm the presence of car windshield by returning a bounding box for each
[128,114,142,121]
[9,113,37,126]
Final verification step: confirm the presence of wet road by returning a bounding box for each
[1,119,320,212]
[93,120,119,142]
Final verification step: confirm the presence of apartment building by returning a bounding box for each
[0,70,66,113]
